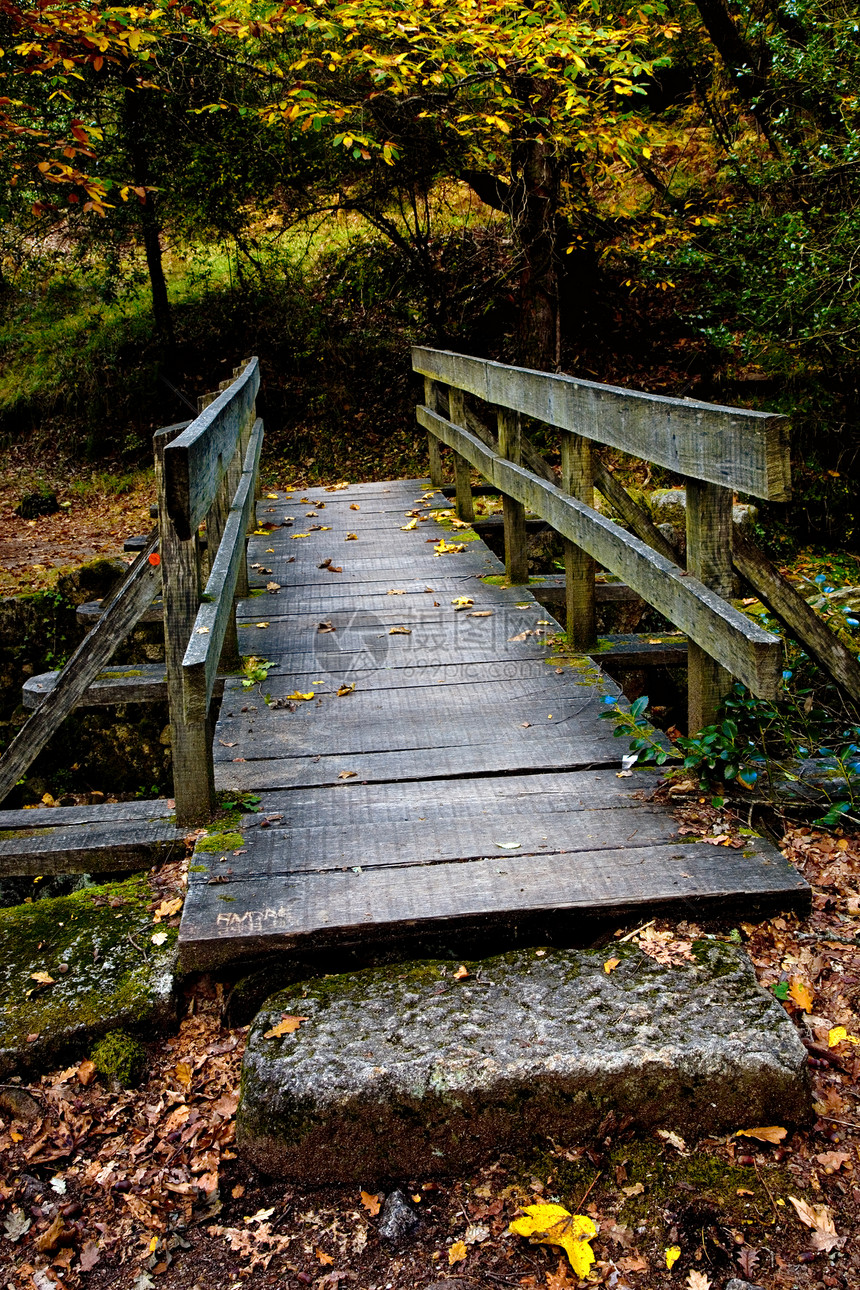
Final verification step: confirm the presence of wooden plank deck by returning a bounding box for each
[178,478,809,968]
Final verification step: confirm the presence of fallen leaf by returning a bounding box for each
[448,1240,468,1265]
[153,896,183,922]
[622,1183,644,1197]
[345,532,358,540]
[401,519,418,530]
[789,978,814,1012]
[494,840,521,849]
[79,1239,101,1271]
[468,610,493,616]
[264,1015,309,1039]
[30,970,55,986]
[464,1222,489,1243]
[736,1126,787,1144]
[77,1058,96,1086]
[618,1254,649,1271]
[816,1150,851,1172]
[665,1244,681,1270]
[350,503,360,510]
[266,581,281,593]
[686,1272,711,1290]
[337,683,356,696]
[451,596,474,609]
[286,691,315,701]
[788,1196,844,1249]
[509,1204,596,1278]
[318,621,336,633]
[175,1060,193,1089]
[828,1025,860,1047]
[603,958,621,974]
[454,965,470,980]
[545,1259,577,1289]
[389,626,412,635]
[387,589,406,595]
[151,931,168,946]
[255,622,270,629]
[360,1191,381,1216]
[338,771,357,779]
[657,1129,687,1153]
[316,1248,334,1265]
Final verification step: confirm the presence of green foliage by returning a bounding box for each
[91,1030,147,1089]
[241,656,274,688]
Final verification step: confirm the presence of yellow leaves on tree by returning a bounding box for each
[508,1204,596,1278]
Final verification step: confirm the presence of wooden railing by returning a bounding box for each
[412,346,791,732]
[159,357,262,824]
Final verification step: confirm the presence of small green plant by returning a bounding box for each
[91,1029,147,1088]
[241,656,274,688]
[218,791,261,813]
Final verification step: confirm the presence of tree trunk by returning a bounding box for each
[123,88,174,342]
[509,134,561,371]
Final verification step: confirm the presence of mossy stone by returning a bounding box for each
[0,874,178,1077]
[91,1029,147,1088]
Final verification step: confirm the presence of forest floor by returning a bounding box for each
[1,813,859,1290]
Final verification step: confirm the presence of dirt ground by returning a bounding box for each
[1,811,859,1290]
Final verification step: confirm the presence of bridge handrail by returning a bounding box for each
[157,357,263,824]
[412,346,789,732]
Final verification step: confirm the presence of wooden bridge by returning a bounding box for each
[9,349,853,967]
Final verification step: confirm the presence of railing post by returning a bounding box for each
[561,431,596,650]
[447,388,474,523]
[155,435,216,826]
[424,378,445,488]
[497,408,529,584]
[686,479,734,731]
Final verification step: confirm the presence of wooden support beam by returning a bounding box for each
[413,345,791,501]
[425,378,445,488]
[448,388,474,523]
[497,409,528,584]
[417,404,781,698]
[156,434,215,827]
[561,431,597,651]
[0,534,163,807]
[732,527,860,704]
[686,479,735,731]
[592,459,680,565]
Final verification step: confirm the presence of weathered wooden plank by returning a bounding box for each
[497,408,528,584]
[23,667,229,710]
[732,527,860,704]
[0,798,176,831]
[189,805,680,883]
[412,346,791,501]
[163,358,260,540]
[179,837,809,968]
[0,818,186,877]
[561,430,596,650]
[206,767,663,830]
[77,597,163,627]
[0,535,162,808]
[156,430,214,826]
[417,405,782,698]
[686,480,735,730]
[182,419,264,722]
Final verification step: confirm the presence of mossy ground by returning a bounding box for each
[0,873,177,1074]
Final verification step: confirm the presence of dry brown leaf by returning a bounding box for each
[816,1150,851,1172]
[389,626,412,634]
[338,770,357,779]
[736,1125,787,1144]
[360,1190,381,1216]
[316,1248,334,1265]
[76,1059,96,1087]
[788,1195,843,1250]
[263,1015,309,1039]
[175,1061,193,1089]
[545,1259,577,1288]
[454,965,470,980]
[618,1255,649,1272]
[686,1272,712,1290]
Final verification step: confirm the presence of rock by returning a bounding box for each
[733,503,758,532]
[236,944,810,1182]
[656,522,686,558]
[0,1085,41,1119]
[425,1281,482,1290]
[0,874,178,1078]
[725,1280,764,1290]
[14,491,59,520]
[378,1189,422,1244]
[649,487,687,527]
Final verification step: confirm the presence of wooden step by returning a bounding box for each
[0,798,185,876]
[23,664,227,709]
[77,597,164,627]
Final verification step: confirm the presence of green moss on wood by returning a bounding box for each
[197,830,244,852]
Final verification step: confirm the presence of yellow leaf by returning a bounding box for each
[451,596,474,609]
[828,1025,860,1047]
[255,622,270,629]
[665,1245,681,1270]
[350,503,360,510]
[454,964,469,979]
[315,1248,333,1265]
[401,518,418,530]
[789,978,814,1012]
[337,683,356,696]
[175,1061,193,1089]
[448,1239,468,1265]
[265,493,278,499]
[264,1015,309,1039]
[736,1126,787,1144]
[360,1190,381,1216]
[389,626,412,635]
[604,958,621,974]
[30,970,55,986]
[345,533,358,540]
[509,1205,596,1278]
[338,770,357,779]
[153,897,183,922]
[287,691,315,701]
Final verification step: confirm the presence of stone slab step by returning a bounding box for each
[236,943,810,1183]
